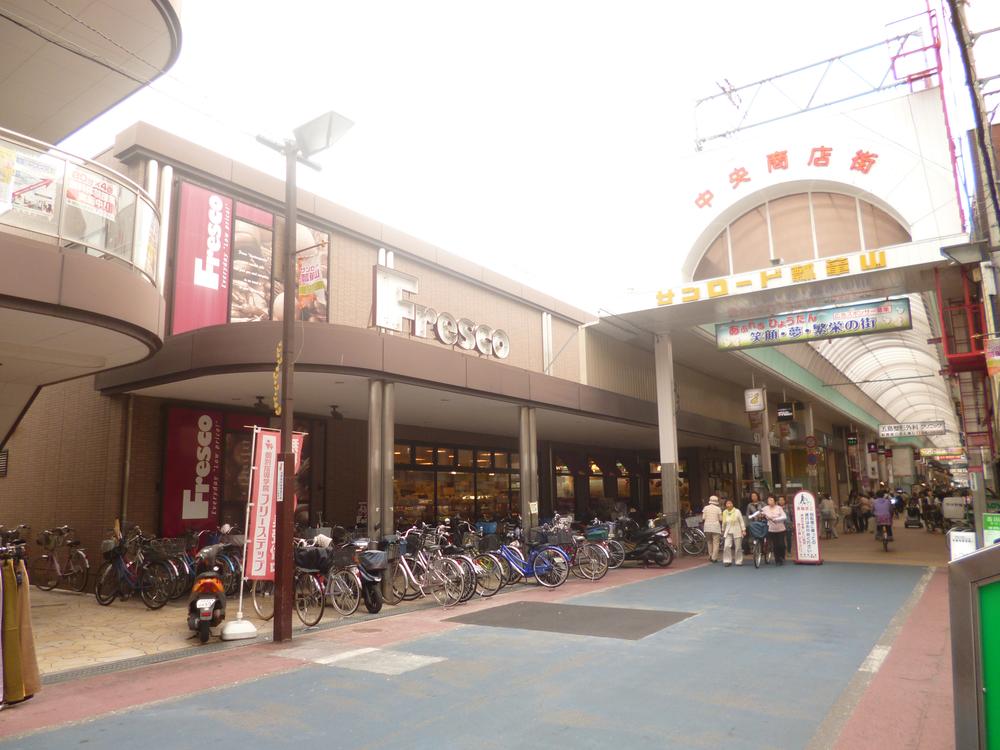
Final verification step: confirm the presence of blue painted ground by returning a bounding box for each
[6,562,926,750]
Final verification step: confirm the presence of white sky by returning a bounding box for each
[61,0,999,313]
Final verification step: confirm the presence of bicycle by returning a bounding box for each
[875,522,893,552]
[680,513,708,556]
[493,532,570,588]
[384,526,465,607]
[747,519,772,569]
[94,527,172,609]
[31,526,89,592]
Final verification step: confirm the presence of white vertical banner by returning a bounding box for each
[793,490,822,565]
[246,427,280,581]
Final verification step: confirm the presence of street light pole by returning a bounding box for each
[258,110,353,643]
[273,140,298,643]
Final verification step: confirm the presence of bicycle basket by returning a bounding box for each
[475,520,498,535]
[379,535,406,559]
[527,527,548,544]
[101,538,123,561]
[748,520,769,539]
[685,514,703,528]
[548,529,574,545]
[140,542,171,564]
[38,530,57,551]
[584,526,609,541]
[294,545,332,571]
[360,549,388,571]
[331,545,357,569]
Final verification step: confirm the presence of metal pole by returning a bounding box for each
[274,142,298,643]
[380,382,395,534]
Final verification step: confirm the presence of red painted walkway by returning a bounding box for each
[833,568,954,750]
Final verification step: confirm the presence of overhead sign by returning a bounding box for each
[879,420,946,438]
[847,435,859,446]
[715,298,912,350]
[657,246,919,309]
[744,388,766,413]
[792,491,822,564]
[867,442,878,454]
[776,402,795,422]
[161,407,223,538]
[374,264,510,359]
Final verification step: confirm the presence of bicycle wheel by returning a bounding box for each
[753,540,762,569]
[30,554,59,591]
[682,528,706,556]
[163,557,187,600]
[472,553,503,597]
[327,569,361,616]
[572,544,608,581]
[66,549,89,592]
[494,552,511,586]
[217,554,238,596]
[505,547,525,585]
[384,559,404,605]
[655,541,674,568]
[454,556,477,602]
[532,548,570,588]
[606,539,626,569]
[401,557,426,601]
[252,579,275,620]
[426,557,464,607]
[94,561,118,605]
[139,562,172,609]
[295,572,325,626]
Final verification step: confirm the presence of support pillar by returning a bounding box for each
[802,402,816,494]
[759,398,773,493]
[654,335,681,549]
[381,382,395,534]
[519,406,538,526]
[366,380,383,538]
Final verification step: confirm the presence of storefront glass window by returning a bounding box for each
[457,449,473,467]
[394,471,435,528]
[554,475,575,516]
[477,473,510,519]
[476,450,492,469]
[617,477,630,499]
[394,443,411,465]
[510,452,519,470]
[589,476,604,499]
[414,446,434,466]
[494,452,508,469]
[437,472,474,520]
[436,447,456,466]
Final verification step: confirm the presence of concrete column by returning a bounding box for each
[733,445,742,503]
[519,406,537,525]
[366,380,383,538]
[155,164,173,291]
[653,335,681,546]
[381,382,395,534]
[802,403,816,494]
[528,408,539,527]
[759,399,773,492]
[970,447,988,547]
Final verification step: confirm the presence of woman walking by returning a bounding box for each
[721,498,745,566]
[778,496,794,555]
[702,495,723,563]
[760,494,788,565]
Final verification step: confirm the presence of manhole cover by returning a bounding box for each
[446,601,694,640]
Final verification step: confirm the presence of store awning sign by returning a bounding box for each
[715,298,912,350]
[879,420,946,438]
[744,388,766,413]
[920,447,966,458]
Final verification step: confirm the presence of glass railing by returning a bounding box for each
[0,126,160,287]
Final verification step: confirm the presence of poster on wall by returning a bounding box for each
[161,407,224,538]
[64,165,119,221]
[792,490,822,564]
[0,149,57,219]
[230,207,274,322]
[172,181,233,334]
[273,221,329,323]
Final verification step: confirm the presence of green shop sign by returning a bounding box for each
[716,298,913,351]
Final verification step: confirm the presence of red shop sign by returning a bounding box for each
[161,407,224,538]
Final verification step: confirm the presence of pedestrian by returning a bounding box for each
[760,494,788,565]
[702,495,723,563]
[860,494,872,532]
[873,491,894,542]
[744,491,764,553]
[819,494,839,538]
[721,498,745,566]
[778,496,794,553]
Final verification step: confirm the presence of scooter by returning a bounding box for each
[356,546,387,613]
[188,543,226,643]
[615,516,674,567]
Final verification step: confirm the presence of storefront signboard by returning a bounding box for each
[64,165,119,221]
[847,435,858,446]
[246,427,280,581]
[792,490,822,564]
[776,402,795,422]
[987,336,1000,377]
[374,263,511,359]
[162,407,224,538]
[867,442,877,454]
[172,181,233,335]
[744,388,765,413]
[715,298,912,351]
[920,447,966,457]
[983,513,1000,547]
[878,420,946,438]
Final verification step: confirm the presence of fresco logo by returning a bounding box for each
[193,194,225,290]
[182,414,215,519]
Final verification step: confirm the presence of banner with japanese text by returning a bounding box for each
[161,407,224,538]
[716,298,912,351]
[793,491,822,565]
[171,181,233,335]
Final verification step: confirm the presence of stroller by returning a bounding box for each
[748,519,770,568]
[903,502,923,529]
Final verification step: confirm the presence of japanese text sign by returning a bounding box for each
[715,298,911,351]
[793,491,822,564]
[878,420,946,438]
[246,427,280,581]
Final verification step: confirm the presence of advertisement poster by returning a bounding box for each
[171,181,232,335]
[717,298,912,351]
[161,407,224,538]
[246,428,280,581]
[273,222,329,323]
[230,218,273,322]
[988,337,1000,377]
[0,145,14,205]
[245,428,305,581]
[64,165,119,221]
[983,513,1000,547]
[7,151,57,219]
[878,420,946,438]
[793,490,822,564]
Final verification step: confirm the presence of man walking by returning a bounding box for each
[702,495,723,563]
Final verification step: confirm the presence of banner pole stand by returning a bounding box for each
[222,427,260,642]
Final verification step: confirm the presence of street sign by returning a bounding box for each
[878,420,946,438]
[777,402,795,422]
[867,442,878,454]
[792,491,822,564]
[805,435,817,449]
[807,453,819,465]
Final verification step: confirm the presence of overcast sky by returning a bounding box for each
[61,0,999,313]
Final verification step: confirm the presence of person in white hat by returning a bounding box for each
[702,495,723,563]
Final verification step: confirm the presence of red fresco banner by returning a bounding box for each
[161,407,224,538]
[172,181,232,335]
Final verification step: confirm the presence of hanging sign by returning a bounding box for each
[161,408,224,538]
[744,388,766,413]
[867,442,878,454]
[878,420,946,438]
[920,447,966,457]
[776,402,795,422]
[847,435,859,446]
[715,298,912,350]
[792,491,822,564]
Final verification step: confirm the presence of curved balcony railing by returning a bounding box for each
[0,126,160,287]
